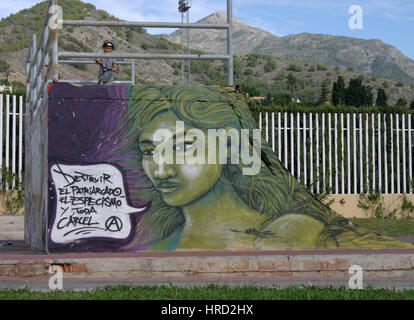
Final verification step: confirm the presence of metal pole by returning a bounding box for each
[63,20,230,29]
[227,0,233,86]
[187,10,190,85]
[181,12,184,85]
[59,52,230,60]
[52,0,59,82]
[131,62,135,85]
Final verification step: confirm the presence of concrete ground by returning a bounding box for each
[2,215,414,292]
[0,215,24,241]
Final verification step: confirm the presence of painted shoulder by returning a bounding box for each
[257,214,326,249]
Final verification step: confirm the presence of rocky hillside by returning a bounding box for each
[0,1,413,105]
[166,11,414,84]
[0,0,182,85]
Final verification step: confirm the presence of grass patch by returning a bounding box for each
[350,218,414,236]
[1,285,414,300]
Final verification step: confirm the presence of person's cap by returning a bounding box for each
[102,40,114,48]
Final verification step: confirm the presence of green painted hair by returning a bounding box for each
[119,85,360,248]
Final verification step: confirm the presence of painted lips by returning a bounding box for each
[156,182,180,193]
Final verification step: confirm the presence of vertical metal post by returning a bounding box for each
[328,113,332,191]
[353,113,357,194]
[316,113,320,194]
[347,113,351,194]
[341,113,344,194]
[359,114,363,193]
[12,95,17,188]
[180,12,184,85]
[265,112,269,142]
[131,62,135,84]
[52,0,59,82]
[290,113,294,177]
[227,0,233,86]
[402,114,406,193]
[396,114,400,193]
[5,95,10,189]
[284,112,288,168]
[310,113,313,189]
[391,114,394,193]
[297,113,301,181]
[18,95,23,187]
[271,112,275,153]
[303,113,307,187]
[384,114,388,194]
[365,114,369,192]
[334,113,338,193]
[378,113,382,192]
[409,114,413,193]
[278,112,281,161]
[187,10,190,85]
[372,114,375,191]
[0,95,3,172]
[322,113,326,193]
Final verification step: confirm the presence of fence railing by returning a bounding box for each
[2,103,414,195]
[259,112,414,195]
[0,94,25,189]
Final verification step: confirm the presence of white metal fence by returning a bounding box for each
[1,100,414,195]
[259,112,414,195]
[0,94,25,190]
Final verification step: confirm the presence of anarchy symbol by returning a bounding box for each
[105,216,123,232]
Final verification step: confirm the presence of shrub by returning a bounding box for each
[0,59,10,73]
[0,166,24,215]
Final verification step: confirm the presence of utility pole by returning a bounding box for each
[178,0,191,85]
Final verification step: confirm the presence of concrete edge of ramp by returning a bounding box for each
[1,249,414,281]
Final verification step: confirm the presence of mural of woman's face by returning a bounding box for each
[139,111,223,207]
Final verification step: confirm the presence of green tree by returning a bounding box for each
[0,59,10,73]
[331,76,346,106]
[319,79,330,104]
[233,55,242,79]
[287,72,297,95]
[410,99,414,110]
[376,88,388,107]
[273,93,292,106]
[345,77,372,107]
[264,56,277,72]
[395,98,408,107]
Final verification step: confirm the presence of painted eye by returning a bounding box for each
[175,142,194,151]
[142,149,154,156]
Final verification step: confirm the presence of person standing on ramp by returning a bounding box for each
[95,40,118,85]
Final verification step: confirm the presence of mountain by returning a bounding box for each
[0,0,182,85]
[165,11,414,84]
[165,11,278,56]
[0,1,413,105]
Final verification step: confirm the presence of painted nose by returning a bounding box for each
[154,163,175,180]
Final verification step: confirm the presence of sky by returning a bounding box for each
[1,0,414,59]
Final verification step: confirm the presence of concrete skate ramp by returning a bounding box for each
[40,83,414,253]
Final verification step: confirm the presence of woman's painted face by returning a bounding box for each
[139,111,223,207]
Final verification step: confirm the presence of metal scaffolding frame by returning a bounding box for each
[25,0,233,115]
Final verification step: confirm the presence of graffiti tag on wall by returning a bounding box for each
[50,163,145,243]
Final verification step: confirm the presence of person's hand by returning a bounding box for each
[95,58,101,65]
